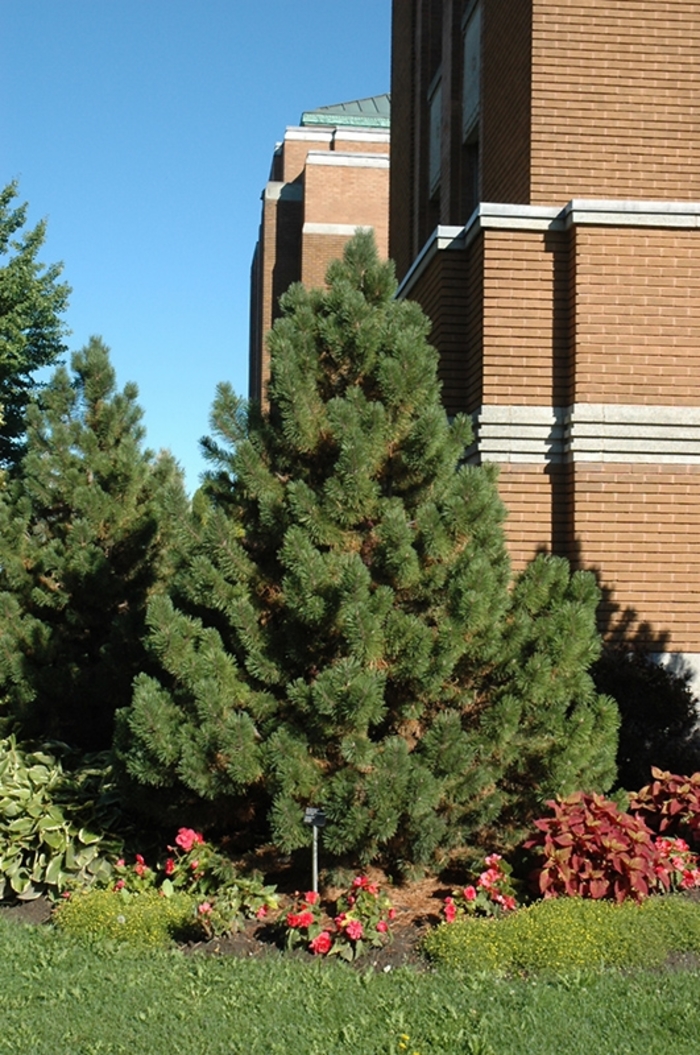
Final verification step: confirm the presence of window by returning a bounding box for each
[429,76,442,197]
[462,2,481,141]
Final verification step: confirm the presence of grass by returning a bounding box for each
[2,914,700,1055]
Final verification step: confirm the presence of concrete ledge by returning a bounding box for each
[263,181,304,202]
[284,127,334,144]
[303,223,374,236]
[305,151,389,169]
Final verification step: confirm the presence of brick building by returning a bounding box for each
[249,95,390,404]
[390,1,700,686]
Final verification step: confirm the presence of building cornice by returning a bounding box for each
[397,199,700,298]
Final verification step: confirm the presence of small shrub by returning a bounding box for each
[53,888,197,948]
[524,792,661,902]
[592,646,700,791]
[423,895,700,973]
[630,768,700,846]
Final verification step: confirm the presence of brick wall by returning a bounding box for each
[300,234,357,289]
[572,227,700,404]
[572,464,700,650]
[531,0,700,203]
[482,229,565,405]
[497,464,556,571]
[303,159,389,234]
[408,233,484,415]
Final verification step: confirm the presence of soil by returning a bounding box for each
[0,863,451,972]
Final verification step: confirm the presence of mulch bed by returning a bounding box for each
[0,869,450,972]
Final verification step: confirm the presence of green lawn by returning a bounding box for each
[2,916,700,1055]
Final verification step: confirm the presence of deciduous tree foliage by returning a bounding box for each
[0,337,188,749]
[0,182,71,467]
[116,234,618,866]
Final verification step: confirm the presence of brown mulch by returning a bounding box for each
[183,868,450,970]
[0,865,451,972]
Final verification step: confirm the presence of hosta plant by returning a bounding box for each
[629,768,700,846]
[524,792,662,903]
[0,736,122,900]
[443,853,519,922]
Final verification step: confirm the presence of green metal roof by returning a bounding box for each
[301,93,390,130]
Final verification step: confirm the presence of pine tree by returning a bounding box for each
[116,233,618,866]
[0,182,71,467]
[0,337,188,749]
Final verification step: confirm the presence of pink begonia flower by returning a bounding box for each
[484,853,502,867]
[297,910,315,929]
[443,897,457,923]
[463,885,477,902]
[309,931,333,955]
[286,912,301,928]
[376,920,388,933]
[135,854,145,865]
[352,876,365,889]
[198,902,212,915]
[501,895,517,912]
[345,919,364,941]
[305,891,319,905]
[175,828,204,853]
[256,905,268,920]
[114,879,126,891]
[190,860,199,871]
[164,858,175,876]
[335,913,347,927]
[347,895,356,906]
[388,907,396,920]
[115,859,125,868]
[134,861,146,877]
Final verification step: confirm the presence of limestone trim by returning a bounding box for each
[302,223,375,236]
[470,404,700,465]
[263,181,304,202]
[305,152,390,169]
[284,128,334,144]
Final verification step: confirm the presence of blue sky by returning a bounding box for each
[2,1,391,493]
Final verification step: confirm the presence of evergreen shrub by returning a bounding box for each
[422,895,700,973]
[592,647,700,791]
[0,338,187,749]
[116,232,618,868]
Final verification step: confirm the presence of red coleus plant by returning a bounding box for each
[524,792,664,903]
[629,768,700,846]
